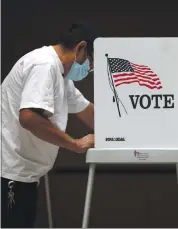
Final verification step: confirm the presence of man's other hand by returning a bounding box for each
[75,134,95,153]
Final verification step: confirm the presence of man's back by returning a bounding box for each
[1,46,63,182]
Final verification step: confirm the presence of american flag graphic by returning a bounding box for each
[108,58,162,90]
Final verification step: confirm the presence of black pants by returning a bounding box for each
[1,177,39,228]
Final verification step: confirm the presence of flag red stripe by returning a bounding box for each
[135,72,157,77]
[131,63,149,68]
[131,65,156,74]
[134,69,155,74]
[113,72,158,79]
[114,77,161,85]
[114,80,163,89]
[131,63,153,71]
[133,66,151,71]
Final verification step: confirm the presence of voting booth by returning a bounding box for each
[82,37,178,228]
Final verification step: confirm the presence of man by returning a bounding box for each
[1,22,98,228]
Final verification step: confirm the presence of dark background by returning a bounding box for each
[2,1,178,227]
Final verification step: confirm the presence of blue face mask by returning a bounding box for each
[67,58,90,81]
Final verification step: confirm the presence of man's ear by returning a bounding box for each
[77,41,87,51]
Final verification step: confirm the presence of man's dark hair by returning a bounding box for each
[58,22,99,55]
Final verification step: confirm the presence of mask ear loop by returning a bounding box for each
[87,46,94,72]
[87,51,94,72]
[89,67,94,73]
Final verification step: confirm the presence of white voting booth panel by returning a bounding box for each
[82,38,178,228]
[94,37,178,150]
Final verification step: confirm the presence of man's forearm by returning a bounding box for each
[19,109,79,152]
[76,103,94,130]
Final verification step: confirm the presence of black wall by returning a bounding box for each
[2,1,178,227]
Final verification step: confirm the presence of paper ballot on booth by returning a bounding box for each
[94,37,178,149]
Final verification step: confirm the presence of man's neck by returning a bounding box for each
[52,45,75,77]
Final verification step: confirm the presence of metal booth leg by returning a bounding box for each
[82,163,96,228]
[44,173,53,228]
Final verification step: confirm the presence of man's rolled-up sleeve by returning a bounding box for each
[67,80,90,113]
[20,64,55,117]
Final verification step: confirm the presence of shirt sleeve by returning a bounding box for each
[67,80,90,113]
[20,64,55,117]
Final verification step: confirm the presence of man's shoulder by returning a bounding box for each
[22,46,56,66]
[21,46,63,75]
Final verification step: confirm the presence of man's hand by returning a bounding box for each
[75,134,95,153]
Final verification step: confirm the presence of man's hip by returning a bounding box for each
[1,177,39,228]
